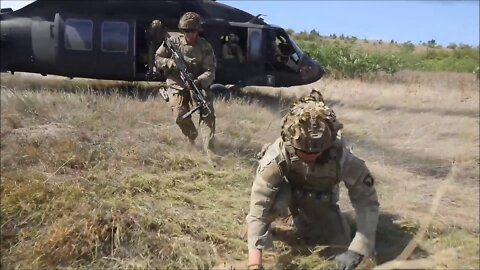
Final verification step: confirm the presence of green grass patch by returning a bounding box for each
[294,35,479,78]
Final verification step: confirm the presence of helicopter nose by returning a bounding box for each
[300,58,325,84]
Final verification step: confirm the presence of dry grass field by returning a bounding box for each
[1,71,478,269]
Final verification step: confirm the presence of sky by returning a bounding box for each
[1,0,479,46]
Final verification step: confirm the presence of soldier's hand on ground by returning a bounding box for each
[334,250,363,270]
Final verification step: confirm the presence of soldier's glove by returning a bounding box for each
[193,79,201,88]
[247,264,265,270]
[193,79,208,91]
[184,56,198,67]
[166,59,177,70]
[334,250,363,270]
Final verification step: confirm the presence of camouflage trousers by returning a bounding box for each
[265,182,351,250]
[170,88,216,150]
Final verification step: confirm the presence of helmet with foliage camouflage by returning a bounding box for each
[178,12,202,31]
[151,19,162,29]
[281,89,343,153]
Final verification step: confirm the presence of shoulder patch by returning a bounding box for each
[363,176,374,187]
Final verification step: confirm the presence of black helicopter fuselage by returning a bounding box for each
[1,0,324,87]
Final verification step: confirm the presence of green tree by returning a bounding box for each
[447,42,457,50]
[309,29,320,37]
[427,39,437,48]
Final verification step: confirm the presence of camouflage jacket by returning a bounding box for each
[155,34,216,92]
[247,136,379,256]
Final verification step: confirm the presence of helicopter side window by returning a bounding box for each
[64,19,93,51]
[248,29,262,62]
[101,21,129,53]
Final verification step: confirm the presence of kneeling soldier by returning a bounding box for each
[246,90,379,270]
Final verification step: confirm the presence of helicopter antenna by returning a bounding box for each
[247,14,266,23]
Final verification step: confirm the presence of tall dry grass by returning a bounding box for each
[1,71,479,269]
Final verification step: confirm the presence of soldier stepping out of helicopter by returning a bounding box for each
[146,19,167,76]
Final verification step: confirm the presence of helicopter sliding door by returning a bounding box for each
[57,13,136,80]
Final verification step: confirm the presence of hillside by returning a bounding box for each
[1,71,479,269]
[291,31,480,77]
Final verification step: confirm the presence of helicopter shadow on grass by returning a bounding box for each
[83,82,164,101]
[270,211,428,269]
[25,79,296,112]
[210,84,295,114]
[13,79,163,101]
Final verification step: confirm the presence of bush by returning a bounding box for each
[447,43,458,50]
[298,41,403,78]
[401,42,415,53]
[293,31,479,75]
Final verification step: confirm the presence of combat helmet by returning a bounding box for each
[178,12,202,31]
[150,20,162,29]
[281,89,343,153]
[229,33,239,43]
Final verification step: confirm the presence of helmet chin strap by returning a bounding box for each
[318,125,333,153]
[294,148,322,164]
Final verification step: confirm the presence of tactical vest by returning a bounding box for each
[276,139,343,193]
[174,35,206,78]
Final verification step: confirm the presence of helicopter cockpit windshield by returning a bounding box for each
[268,29,302,72]
[288,35,304,59]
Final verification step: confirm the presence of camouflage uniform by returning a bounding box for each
[155,13,216,149]
[222,33,244,63]
[246,91,379,259]
[146,20,166,73]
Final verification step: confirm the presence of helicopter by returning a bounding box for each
[1,0,325,87]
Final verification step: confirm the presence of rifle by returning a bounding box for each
[164,36,212,120]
